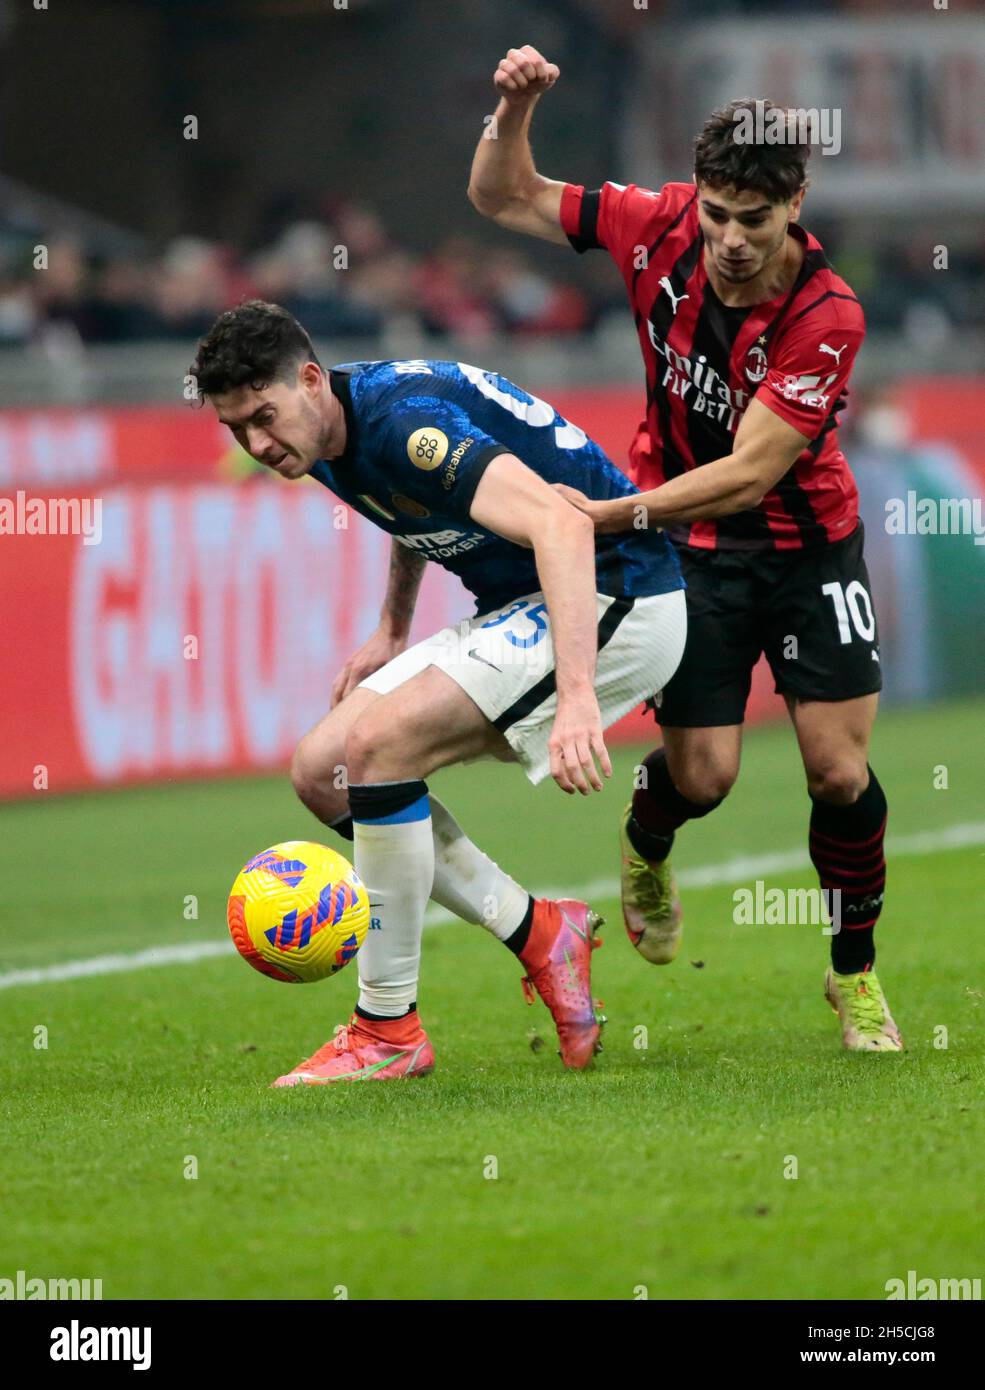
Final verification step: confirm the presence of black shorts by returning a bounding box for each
[653,522,882,728]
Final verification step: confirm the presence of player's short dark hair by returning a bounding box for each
[693,98,810,204]
[189,299,321,398]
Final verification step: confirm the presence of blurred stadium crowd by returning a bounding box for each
[2,189,983,354]
[0,194,596,350]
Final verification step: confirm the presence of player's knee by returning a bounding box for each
[289,737,315,801]
[344,713,394,785]
[806,759,868,805]
[672,762,737,806]
[290,735,344,815]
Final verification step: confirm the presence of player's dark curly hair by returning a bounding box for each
[694,98,811,203]
[189,299,321,399]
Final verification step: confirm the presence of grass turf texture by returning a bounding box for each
[1,697,983,1300]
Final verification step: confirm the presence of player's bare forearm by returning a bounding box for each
[467,45,568,244]
[625,453,772,528]
[469,98,537,214]
[533,511,612,794]
[556,455,768,533]
[331,541,424,707]
[380,539,426,639]
[560,400,812,532]
[531,511,598,699]
[469,451,610,793]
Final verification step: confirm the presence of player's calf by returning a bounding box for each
[809,763,887,975]
[621,746,728,964]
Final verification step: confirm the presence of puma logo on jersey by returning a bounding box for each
[819,342,847,364]
[659,277,689,316]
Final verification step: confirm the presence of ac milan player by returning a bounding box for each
[469,45,902,1051]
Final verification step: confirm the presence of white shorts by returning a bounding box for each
[359,589,687,785]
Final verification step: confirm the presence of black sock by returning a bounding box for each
[628,747,724,862]
[330,814,354,841]
[809,766,887,975]
[355,1002,416,1022]
[502,896,535,957]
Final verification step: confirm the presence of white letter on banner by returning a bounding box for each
[297,490,345,732]
[189,488,236,764]
[141,489,192,767]
[235,487,295,761]
[71,493,134,777]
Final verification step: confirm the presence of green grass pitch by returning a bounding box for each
[1,698,983,1300]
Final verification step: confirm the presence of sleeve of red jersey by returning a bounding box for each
[755,299,866,440]
[559,181,670,270]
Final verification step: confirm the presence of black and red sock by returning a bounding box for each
[809,766,887,974]
[627,747,725,862]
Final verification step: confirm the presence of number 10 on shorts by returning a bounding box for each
[821,580,876,644]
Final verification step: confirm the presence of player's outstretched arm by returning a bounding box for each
[467,44,569,246]
[469,453,611,795]
[331,539,426,707]
[555,401,811,532]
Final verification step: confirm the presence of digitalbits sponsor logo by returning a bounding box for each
[407,427,448,470]
[441,436,475,489]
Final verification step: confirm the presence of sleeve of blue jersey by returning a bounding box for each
[378,394,512,521]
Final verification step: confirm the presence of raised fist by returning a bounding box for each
[493,45,560,105]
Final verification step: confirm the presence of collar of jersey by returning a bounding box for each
[326,367,358,466]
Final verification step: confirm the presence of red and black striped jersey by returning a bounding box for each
[560,180,865,551]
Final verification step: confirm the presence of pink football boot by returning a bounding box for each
[272,1009,435,1086]
[519,899,605,1069]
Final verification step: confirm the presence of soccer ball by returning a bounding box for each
[227,840,370,984]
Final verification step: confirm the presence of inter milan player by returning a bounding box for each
[191,300,686,1083]
[469,46,901,1051]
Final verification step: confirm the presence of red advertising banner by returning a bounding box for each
[0,405,228,488]
[2,482,460,798]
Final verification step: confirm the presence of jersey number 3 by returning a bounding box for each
[457,362,588,451]
[480,599,549,648]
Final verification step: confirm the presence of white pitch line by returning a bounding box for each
[0,941,235,990]
[3,820,983,993]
